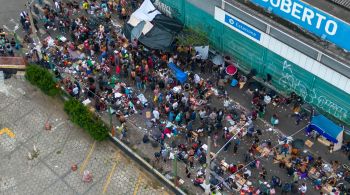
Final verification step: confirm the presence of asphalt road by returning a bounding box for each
[0,1,170,194]
[0,0,27,38]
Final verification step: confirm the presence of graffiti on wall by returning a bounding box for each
[154,0,174,18]
[278,60,348,121]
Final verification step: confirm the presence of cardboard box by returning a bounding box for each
[146,111,151,119]
[305,139,314,148]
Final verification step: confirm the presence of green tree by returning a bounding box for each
[25,64,59,96]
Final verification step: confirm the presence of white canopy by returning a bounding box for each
[130,0,161,22]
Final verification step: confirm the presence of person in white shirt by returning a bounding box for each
[72,85,79,97]
[55,1,60,12]
[224,97,230,109]
[194,74,201,84]
[153,108,160,121]
[298,183,307,195]
[166,94,171,103]
[172,101,178,110]
[199,109,206,120]
[181,96,188,105]
[243,168,251,179]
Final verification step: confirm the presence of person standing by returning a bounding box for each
[82,0,89,13]
[259,167,267,180]
[152,108,160,123]
[298,183,307,195]
[233,138,240,154]
[213,132,218,147]
[270,114,279,126]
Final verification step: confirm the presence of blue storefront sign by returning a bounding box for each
[250,0,350,51]
[224,14,261,41]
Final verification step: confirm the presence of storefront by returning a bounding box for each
[157,0,350,126]
[306,115,344,151]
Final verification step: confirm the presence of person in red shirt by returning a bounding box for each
[163,127,171,135]
[229,164,238,174]
[147,56,153,69]
[116,65,121,74]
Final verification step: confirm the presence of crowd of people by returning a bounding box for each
[19,0,350,194]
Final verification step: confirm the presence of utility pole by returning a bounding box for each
[25,0,42,59]
[173,149,178,186]
[109,105,115,137]
[205,136,211,195]
[108,106,113,128]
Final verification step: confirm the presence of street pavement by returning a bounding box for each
[0,0,29,55]
[94,47,350,194]
[0,76,169,195]
[3,0,350,194]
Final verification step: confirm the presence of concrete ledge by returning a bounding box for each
[108,134,187,195]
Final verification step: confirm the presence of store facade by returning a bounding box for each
[155,0,350,126]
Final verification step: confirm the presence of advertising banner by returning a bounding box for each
[215,7,264,43]
[250,0,350,51]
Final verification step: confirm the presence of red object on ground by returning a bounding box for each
[45,122,51,130]
[226,64,237,76]
[71,164,78,171]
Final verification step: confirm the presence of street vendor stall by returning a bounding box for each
[306,114,344,151]
[168,62,187,84]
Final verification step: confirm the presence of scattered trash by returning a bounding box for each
[45,122,51,130]
[82,170,93,183]
[71,164,78,171]
[27,145,39,160]
[28,152,33,160]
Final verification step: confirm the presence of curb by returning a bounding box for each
[108,134,187,195]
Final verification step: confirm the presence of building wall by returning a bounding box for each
[157,0,350,125]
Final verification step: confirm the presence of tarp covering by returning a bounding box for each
[131,21,145,40]
[140,25,174,50]
[306,115,343,143]
[194,46,209,60]
[124,0,183,50]
[131,0,160,22]
[152,14,183,33]
[168,62,187,84]
[142,21,154,35]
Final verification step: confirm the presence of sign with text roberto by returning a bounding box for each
[250,0,350,51]
[215,7,263,43]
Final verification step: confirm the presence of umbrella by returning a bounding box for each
[292,139,305,149]
[212,55,224,65]
[225,64,237,76]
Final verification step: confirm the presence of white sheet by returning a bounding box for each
[142,21,154,35]
[194,46,209,60]
[131,0,161,22]
[127,15,141,27]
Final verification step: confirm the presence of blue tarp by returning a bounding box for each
[306,115,343,143]
[168,62,187,84]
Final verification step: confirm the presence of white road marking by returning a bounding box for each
[51,121,66,131]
